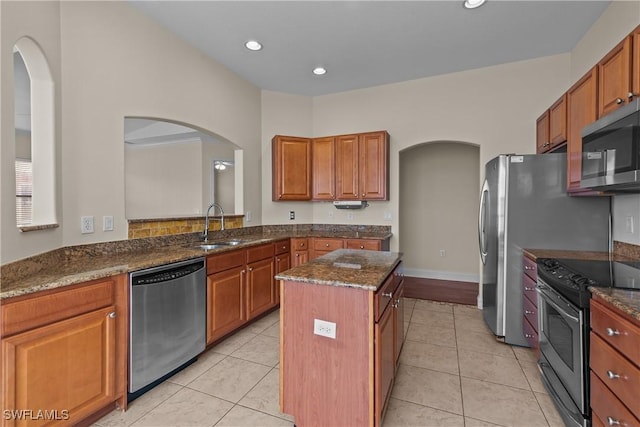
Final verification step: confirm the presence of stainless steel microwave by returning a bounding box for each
[581,99,640,191]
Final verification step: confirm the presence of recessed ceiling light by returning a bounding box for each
[463,0,486,9]
[245,40,262,51]
[313,67,327,76]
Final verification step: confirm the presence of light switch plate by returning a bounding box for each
[103,216,114,231]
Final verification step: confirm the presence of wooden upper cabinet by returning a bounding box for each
[567,67,598,193]
[598,36,632,117]
[535,110,550,153]
[272,136,312,201]
[336,131,389,200]
[549,94,567,148]
[312,136,335,200]
[632,26,640,99]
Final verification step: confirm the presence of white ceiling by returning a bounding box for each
[130,0,611,96]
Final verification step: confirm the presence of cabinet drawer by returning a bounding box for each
[247,244,275,263]
[591,299,640,367]
[522,274,538,307]
[207,250,246,274]
[591,333,640,420]
[274,239,291,255]
[375,274,395,322]
[523,317,538,348]
[523,256,537,281]
[291,238,308,250]
[591,371,640,427]
[345,239,381,251]
[312,238,344,251]
[523,297,538,331]
[1,278,115,337]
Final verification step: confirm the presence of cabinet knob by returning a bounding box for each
[360,245,364,249]
[361,193,365,197]
[249,267,254,272]
[607,416,620,426]
[382,292,393,298]
[524,266,534,270]
[296,254,299,257]
[525,333,534,338]
[628,92,636,99]
[606,370,620,380]
[525,310,535,315]
[353,193,357,197]
[524,287,534,291]
[616,97,624,104]
[325,243,329,247]
[108,312,116,319]
[606,327,621,336]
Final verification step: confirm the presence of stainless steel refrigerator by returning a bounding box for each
[478,153,610,346]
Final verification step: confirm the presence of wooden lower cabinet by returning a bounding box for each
[346,238,382,251]
[246,257,275,320]
[310,238,344,260]
[280,261,404,427]
[590,296,640,426]
[274,253,290,305]
[207,265,246,344]
[0,275,128,427]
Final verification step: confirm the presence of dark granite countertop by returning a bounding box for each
[1,225,392,300]
[275,249,403,292]
[590,287,640,322]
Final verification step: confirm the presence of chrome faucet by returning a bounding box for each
[202,203,225,241]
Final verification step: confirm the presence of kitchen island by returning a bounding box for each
[276,249,404,427]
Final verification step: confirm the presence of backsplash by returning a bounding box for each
[613,240,640,260]
[127,215,244,239]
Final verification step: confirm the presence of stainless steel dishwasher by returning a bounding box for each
[129,257,206,398]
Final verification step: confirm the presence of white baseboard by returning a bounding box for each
[404,268,479,284]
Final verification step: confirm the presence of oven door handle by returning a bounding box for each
[536,286,580,323]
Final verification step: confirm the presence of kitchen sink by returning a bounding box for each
[194,239,247,251]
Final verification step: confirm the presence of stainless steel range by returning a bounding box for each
[536,258,640,427]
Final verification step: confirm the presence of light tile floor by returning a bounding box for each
[95,299,565,427]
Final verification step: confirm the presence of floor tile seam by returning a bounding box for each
[410,307,455,316]
[454,345,517,359]
[166,354,232,387]
[402,337,458,348]
[182,383,245,406]
[229,365,278,405]
[232,402,293,423]
[385,396,466,420]
[222,353,279,368]
[532,390,558,427]
[210,400,238,427]
[457,372,533,392]
[123,383,185,427]
[457,347,526,362]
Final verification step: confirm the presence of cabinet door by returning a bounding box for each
[2,306,116,426]
[359,131,389,200]
[375,305,395,426]
[292,251,308,267]
[207,266,246,344]
[549,94,567,148]
[393,278,405,368]
[567,67,598,193]
[272,136,312,201]
[311,238,344,260]
[246,258,275,320]
[598,36,632,117]
[632,26,640,100]
[312,137,335,200]
[536,110,550,153]
[274,253,290,305]
[335,134,360,200]
[345,239,381,251]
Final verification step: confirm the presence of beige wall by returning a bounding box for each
[125,141,202,218]
[399,142,480,280]
[1,1,63,263]
[1,1,263,263]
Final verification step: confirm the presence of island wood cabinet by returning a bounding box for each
[335,131,389,201]
[590,296,640,426]
[272,135,312,201]
[295,237,387,265]
[1,274,128,426]
[522,254,539,350]
[206,243,277,344]
[280,260,404,427]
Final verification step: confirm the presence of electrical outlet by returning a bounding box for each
[289,211,295,220]
[313,319,336,339]
[439,249,446,257]
[103,216,114,231]
[383,211,392,221]
[626,216,634,234]
[81,216,94,234]
[246,211,252,222]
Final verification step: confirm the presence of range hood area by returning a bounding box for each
[333,201,369,209]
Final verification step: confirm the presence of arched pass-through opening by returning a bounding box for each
[399,141,480,305]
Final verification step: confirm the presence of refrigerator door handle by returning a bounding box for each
[478,179,489,264]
